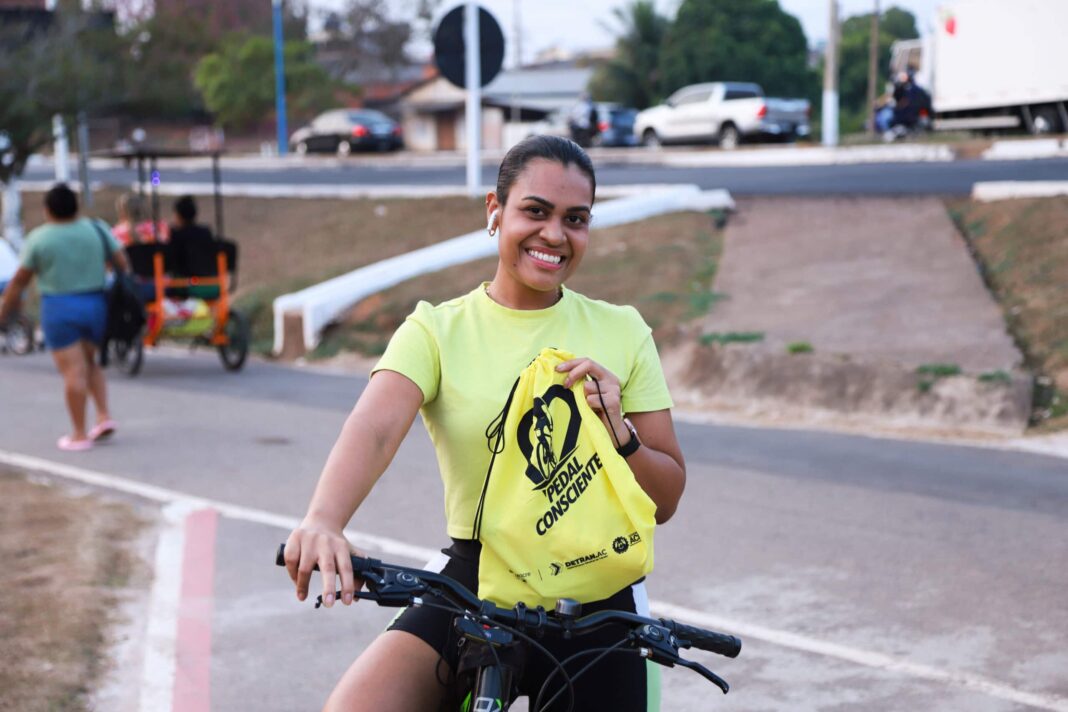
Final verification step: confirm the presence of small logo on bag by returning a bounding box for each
[613,536,629,554]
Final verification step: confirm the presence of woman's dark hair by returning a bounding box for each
[495,135,596,207]
[174,195,198,222]
[44,183,78,219]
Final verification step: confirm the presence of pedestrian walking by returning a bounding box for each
[0,184,128,451]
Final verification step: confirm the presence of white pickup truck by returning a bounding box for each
[634,82,810,149]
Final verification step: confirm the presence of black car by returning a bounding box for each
[290,109,404,155]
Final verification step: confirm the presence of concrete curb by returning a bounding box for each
[972,181,1068,201]
[272,185,735,355]
[982,138,1068,161]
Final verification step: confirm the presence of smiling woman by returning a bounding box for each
[282,135,686,711]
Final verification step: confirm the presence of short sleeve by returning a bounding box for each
[372,309,441,405]
[621,332,674,414]
[18,238,37,272]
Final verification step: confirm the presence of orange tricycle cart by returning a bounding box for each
[102,148,250,375]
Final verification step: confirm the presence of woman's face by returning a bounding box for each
[488,159,593,306]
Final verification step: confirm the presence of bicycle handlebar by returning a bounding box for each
[276,544,740,692]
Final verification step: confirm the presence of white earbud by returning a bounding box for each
[487,209,500,235]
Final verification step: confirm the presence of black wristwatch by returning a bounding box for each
[616,418,641,458]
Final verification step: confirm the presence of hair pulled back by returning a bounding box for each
[495,135,596,208]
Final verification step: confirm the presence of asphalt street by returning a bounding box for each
[23,155,1068,196]
[2,350,1066,711]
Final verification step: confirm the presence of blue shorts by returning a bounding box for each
[40,291,107,350]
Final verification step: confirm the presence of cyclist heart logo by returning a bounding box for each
[516,384,581,489]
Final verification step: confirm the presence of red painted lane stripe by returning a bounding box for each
[173,508,218,712]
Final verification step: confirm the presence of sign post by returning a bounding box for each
[464,2,481,196]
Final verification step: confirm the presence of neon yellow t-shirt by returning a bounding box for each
[372,283,673,539]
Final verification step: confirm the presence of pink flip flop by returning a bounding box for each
[88,420,117,441]
[57,435,93,452]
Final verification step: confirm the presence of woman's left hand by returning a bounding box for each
[556,357,629,447]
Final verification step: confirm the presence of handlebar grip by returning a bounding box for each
[274,544,377,576]
[670,622,742,658]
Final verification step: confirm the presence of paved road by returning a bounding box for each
[23,156,1068,196]
[2,351,1067,711]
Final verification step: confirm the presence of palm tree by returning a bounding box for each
[589,0,669,109]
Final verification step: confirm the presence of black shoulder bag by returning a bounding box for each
[92,220,145,366]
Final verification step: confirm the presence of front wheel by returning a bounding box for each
[641,129,661,148]
[718,123,740,150]
[109,335,144,376]
[1030,107,1061,135]
[295,141,308,156]
[337,139,352,157]
[217,309,250,372]
[3,315,34,355]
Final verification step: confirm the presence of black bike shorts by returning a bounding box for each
[387,539,657,712]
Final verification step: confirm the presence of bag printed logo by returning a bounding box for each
[472,347,657,609]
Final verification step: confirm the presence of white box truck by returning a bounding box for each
[890,0,1068,134]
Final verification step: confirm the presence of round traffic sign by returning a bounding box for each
[433,5,505,89]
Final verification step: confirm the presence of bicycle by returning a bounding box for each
[276,544,741,711]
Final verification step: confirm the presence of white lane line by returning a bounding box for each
[651,601,1068,712]
[0,450,437,561]
[4,448,1067,712]
[139,501,192,712]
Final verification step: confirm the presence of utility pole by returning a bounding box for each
[821,0,840,146]
[510,0,521,124]
[272,0,288,156]
[464,1,482,196]
[867,0,881,134]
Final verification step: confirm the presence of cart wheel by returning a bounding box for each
[4,315,35,355]
[217,309,250,371]
[110,335,144,376]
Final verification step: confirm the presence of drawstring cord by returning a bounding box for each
[590,376,623,450]
[473,375,521,539]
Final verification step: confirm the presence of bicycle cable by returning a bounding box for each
[533,638,635,712]
[415,597,577,711]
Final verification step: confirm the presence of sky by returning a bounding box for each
[310,0,947,67]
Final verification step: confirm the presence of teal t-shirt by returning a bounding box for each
[19,218,121,295]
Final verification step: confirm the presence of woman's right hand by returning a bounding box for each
[283,520,363,608]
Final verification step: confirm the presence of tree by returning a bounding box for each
[194,35,335,131]
[588,1,669,109]
[658,0,818,103]
[114,0,308,120]
[1,9,123,242]
[837,6,918,133]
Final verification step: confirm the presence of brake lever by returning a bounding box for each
[674,658,730,695]
[313,568,428,609]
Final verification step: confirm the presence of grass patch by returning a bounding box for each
[978,370,1012,385]
[916,363,962,378]
[786,341,813,354]
[916,362,962,394]
[700,331,765,346]
[947,196,1068,429]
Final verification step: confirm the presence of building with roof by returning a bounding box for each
[398,62,595,151]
